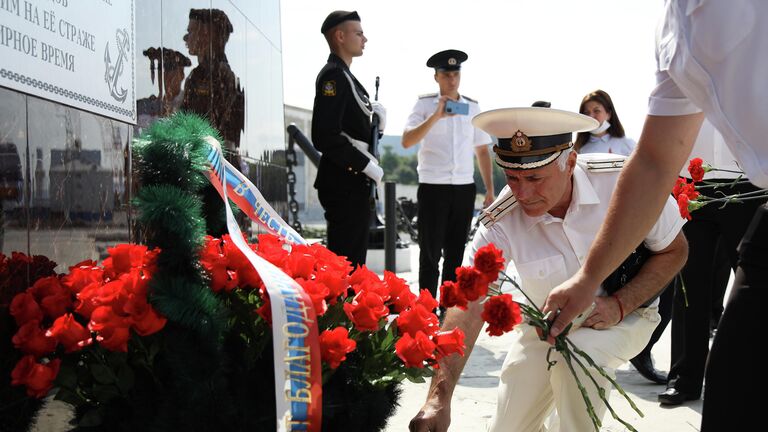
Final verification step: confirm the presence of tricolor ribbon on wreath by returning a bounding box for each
[204,136,321,432]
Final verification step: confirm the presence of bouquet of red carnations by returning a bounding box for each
[440,244,643,432]
[674,157,768,219]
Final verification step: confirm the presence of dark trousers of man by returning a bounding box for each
[633,276,674,359]
[417,183,476,298]
[318,182,371,269]
[670,181,766,398]
[701,203,767,431]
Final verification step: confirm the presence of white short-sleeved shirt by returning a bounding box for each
[467,154,686,308]
[403,94,492,185]
[649,0,768,188]
[579,134,636,156]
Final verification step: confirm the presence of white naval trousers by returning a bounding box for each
[487,306,660,432]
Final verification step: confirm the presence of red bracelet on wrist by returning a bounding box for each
[611,293,625,322]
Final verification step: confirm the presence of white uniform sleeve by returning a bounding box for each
[403,99,427,133]
[648,70,702,117]
[643,194,686,252]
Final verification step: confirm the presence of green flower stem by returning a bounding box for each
[492,271,641,431]
[559,348,601,432]
[695,177,747,188]
[706,167,744,174]
[565,340,641,432]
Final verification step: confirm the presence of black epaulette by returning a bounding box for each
[418,93,438,99]
[462,95,477,103]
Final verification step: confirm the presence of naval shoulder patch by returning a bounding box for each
[479,187,519,228]
[580,154,626,173]
[418,93,438,99]
[322,80,336,96]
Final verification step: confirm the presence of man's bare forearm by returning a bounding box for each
[615,232,688,312]
[402,115,439,149]
[580,113,704,287]
[426,300,485,401]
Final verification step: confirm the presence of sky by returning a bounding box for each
[280,0,666,140]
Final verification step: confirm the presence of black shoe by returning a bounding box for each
[658,387,700,405]
[629,352,668,385]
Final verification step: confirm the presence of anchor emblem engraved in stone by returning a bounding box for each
[104,28,130,102]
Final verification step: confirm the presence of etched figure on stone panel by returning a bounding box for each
[181,8,245,155]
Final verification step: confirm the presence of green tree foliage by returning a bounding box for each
[380,145,418,185]
[473,158,507,194]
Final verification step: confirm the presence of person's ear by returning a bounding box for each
[567,151,577,172]
[433,73,438,83]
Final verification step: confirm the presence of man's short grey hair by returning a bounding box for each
[556,147,574,171]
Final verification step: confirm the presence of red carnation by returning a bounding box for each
[688,158,706,183]
[680,182,700,201]
[672,177,687,199]
[455,266,488,302]
[677,194,692,220]
[481,294,522,336]
[439,281,468,310]
[473,244,505,283]
[319,327,357,369]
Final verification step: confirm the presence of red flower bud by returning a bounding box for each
[9,292,43,326]
[11,355,61,398]
[395,331,436,368]
[47,313,91,352]
[396,304,439,338]
[12,320,56,356]
[343,290,388,332]
[434,327,466,359]
[319,327,357,369]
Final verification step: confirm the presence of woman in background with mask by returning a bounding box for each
[575,89,636,155]
[576,89,670,386]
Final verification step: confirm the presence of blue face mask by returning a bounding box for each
[590,120,611,135]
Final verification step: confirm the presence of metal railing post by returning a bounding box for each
[384,181,396,272]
